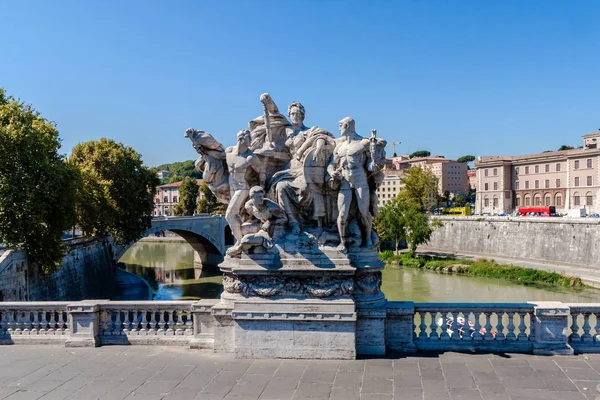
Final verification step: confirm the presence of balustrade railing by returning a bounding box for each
[98,301,195,345]
[0,302,71,343]
[567,304,600,352]
[412,303,535,352]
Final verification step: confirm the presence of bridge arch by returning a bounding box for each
[113,216,228,274]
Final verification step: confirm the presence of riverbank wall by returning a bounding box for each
[0,238,117,301]
[421,216,600,269]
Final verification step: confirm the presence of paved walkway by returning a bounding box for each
[1,346,600,400]
[417,248,600,289]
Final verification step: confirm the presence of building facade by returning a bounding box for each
[475,131,600,215]
[154,179,203,216]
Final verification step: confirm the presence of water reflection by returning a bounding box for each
[119,242,600,303]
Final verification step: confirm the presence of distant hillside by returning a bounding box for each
[155,160,202,183]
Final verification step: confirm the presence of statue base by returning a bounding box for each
[203,240,386,359]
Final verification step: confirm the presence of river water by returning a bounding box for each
[117,241,600,302]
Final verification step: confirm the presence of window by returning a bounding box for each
[545,196,551,206]
[525,196,531,206]
[484,183,489,190]
[164,196,168,203]
[587,176,592,186]
[484,198,489,207]
[556,163,561,172]
[575,177,580,187]
[535,165,539,173]
[515,181,520,190]
[587,195,593,206]
[525,181,530,189]
[485,169,488,177]
[556,179,561,187]
[493,168,498,176]
[493,182,498,190]
[575,160,580,169]
[525,166,530,174]
[545,164,550,173]
[535,196,541,206]
[173,196,178,203]
[515,167,519,175]
[574,196,580,206]
[493,198,498,207]
[515,197,521,207]
[545,180,550,189]
[556,195,562,206]
[535,180,539,189]
[587,159,593,168]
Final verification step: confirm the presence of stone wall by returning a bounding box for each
[0,239,117,301]
[422,216,600,268]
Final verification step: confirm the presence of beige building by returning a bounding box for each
[475,130,600,215]
[468,170,477,190]
[376,174,401,208]
[154,179,203,216]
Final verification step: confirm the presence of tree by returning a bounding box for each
[453,192,468,207]
[0,88,78,274]
[197,182,225,215]
[167,174,184,184]
[374,197,406,252]
[409,150,430,159]
[403,201,443,256]
[456,155,476,163]
[399,165,439,209]
[558,145,574,151]
[156,160,202,183]
[69,138,159,245]
[174,177,199,216]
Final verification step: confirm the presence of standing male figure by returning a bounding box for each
[327,117,377,252]
[225,129,261,253]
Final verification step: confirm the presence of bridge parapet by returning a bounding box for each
[0,300,594,355]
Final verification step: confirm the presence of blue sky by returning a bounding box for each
[2,1,599,166]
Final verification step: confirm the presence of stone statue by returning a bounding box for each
[224,129,261,253]
[184,128,229,204]
[227,186,288,257]
[327,117,378,252]
[269,100,335,234]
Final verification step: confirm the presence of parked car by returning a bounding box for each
[587,213,600,218]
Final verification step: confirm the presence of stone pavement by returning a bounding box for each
[2,347,600,400]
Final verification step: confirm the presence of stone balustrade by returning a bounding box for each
[0,300,591,355]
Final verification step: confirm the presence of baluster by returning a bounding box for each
[494,312,505,341]
[418,311,428,339]
[61,311,69,335]
[413,314,417,341]
[150,311,158,335]
[122,310,131,335]
[483,312,493,340]
[140,310,149,335]
[429,312,439,339]
[39,311,48,334]
[13,311,23,334]
[184,310,193,335]
[0,311,5,335]
[506,312,516,340]
[440,312,450,340]
[6,310,15,333]
[570,313,581,342]
[517,312,528,340]
[111,311,121,335]
[101,310,111,335]
[158,311,166,334]
[594,312,600,344]
[582,313,592,342]
[450,312,461,340]
[462,312,473,341]
[30,310,40,335]
[166,311,175,335]
[176,310,185,335]
[129,311,140,334]
[472,312,483,340]
[47,311,56,334]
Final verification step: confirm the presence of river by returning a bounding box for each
[117,241,600,302]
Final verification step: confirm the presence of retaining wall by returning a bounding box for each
[422,216,600,268]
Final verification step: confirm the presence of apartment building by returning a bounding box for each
[154,179,203,216]
[376,175,401,208]
[475,130,600,214]
[468,170,477,190]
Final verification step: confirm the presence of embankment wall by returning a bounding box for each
[422,216,600,268]
[0,239,116,301]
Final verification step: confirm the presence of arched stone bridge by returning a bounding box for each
[112,215,232,272]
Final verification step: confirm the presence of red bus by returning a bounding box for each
[517,206,556,216]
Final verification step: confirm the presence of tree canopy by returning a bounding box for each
[399,165,439,209]
[156,160,202,183]
[69,138,159,245]
[0,88,78,274]
[197,182,226,215]
[457,155,476,163]
[558,145,575,151]
[409,150,430,159]
[174,177,200,216]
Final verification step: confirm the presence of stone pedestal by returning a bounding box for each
[65,300,107,348]
[385,301,417,353]
[531,301,574,355]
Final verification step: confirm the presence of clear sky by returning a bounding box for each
[2,1,599,166]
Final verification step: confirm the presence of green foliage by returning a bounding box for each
[69,138,159,245]
[399,165,439,209]
[403,203,443,256]
[197,182,225,215]
[381,253,585,288]
[558,145,574,151]
[456,155,476,163]
[453,192,468,207]
[174,177,199,216]
[156,160,202,183]
[0,88,78,274]
[409,150,430,159]
[374,197,407,252]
